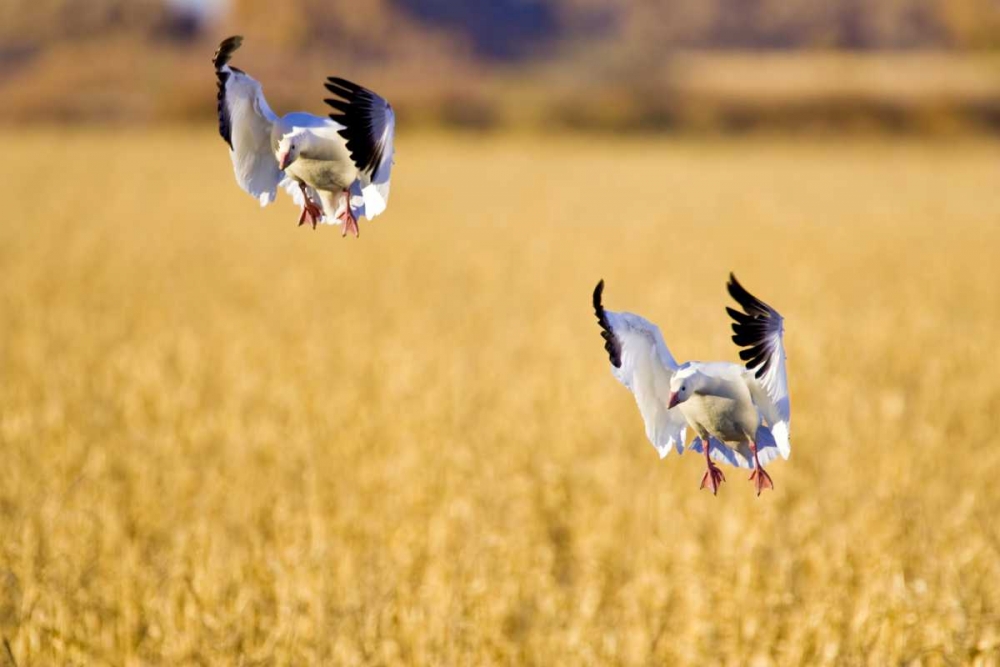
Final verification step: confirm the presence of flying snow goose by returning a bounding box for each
[213,35,395,237]
[593,275,791,496]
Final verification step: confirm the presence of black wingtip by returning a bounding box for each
[593,279,622,368]
[323,76,392,175]
[326,76,363,93]
[213,36,244,149]
[729,273,776,315]
[213,35,243,70]
[726,272,746,303]
[725,273,781,377]
[593,279,605,312]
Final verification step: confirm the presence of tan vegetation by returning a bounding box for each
[1,130,999,664]
[2,0,1000,132]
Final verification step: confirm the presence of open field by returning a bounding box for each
[1,130,1000,665]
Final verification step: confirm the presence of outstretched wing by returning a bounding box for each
[593,281,687,459]
[726,273,791,457]
[214,36,283,206]
[324,77,395,218]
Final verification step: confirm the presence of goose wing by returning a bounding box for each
[324,77,395,218]
[593,281,688,459]
[726,273,791,457]
[214,36,283,206]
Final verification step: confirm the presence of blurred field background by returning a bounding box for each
[3,1,1000,666]
[3,0,1000,132]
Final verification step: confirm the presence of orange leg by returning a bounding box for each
[337,190,360,238]
[747,441,774,496]
[297,183,323,229]
[699,439,726,496]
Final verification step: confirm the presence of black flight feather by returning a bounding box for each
[593,280,622,368]
[323,76,392,175]
[726,273,782,380]
[213,35,243,149]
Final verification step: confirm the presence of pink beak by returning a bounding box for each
[278,151,292,170]
[667,392,679,409]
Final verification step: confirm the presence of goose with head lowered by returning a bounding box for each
[593,275,791,496]
[213,35,395,237]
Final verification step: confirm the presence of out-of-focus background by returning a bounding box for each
[3,0,1000,133]
[2,1,1000,666]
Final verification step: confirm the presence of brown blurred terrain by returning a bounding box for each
[2,0,1000,133]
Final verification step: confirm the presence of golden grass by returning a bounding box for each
[1,129,1000,665]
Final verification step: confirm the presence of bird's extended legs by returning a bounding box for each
[297,183,323,229]
[337,190,359,238]
[747,441,774,496]
[699,438,726,495]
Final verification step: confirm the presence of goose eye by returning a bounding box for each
[681,385,686,391]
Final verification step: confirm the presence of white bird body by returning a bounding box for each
[657,361,785,470]
[274,120,358,220]
[593,276,791,495]
[285,154,355,192]
[678,371,757,443]
[272,115,354,188]
[214,36,395,234]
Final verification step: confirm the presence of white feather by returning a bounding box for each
[601,309,687,459]
[221,66,282,205]
[595,279,793,474]
[689,427,781,470]
[215,38,398,232]
[361,183,388,218]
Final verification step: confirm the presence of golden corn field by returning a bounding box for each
[1,129,999,665]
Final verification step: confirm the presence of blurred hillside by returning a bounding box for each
[1,0,1000,132]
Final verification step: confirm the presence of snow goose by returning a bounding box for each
[213,35,395,236]
[593,275,790,496]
